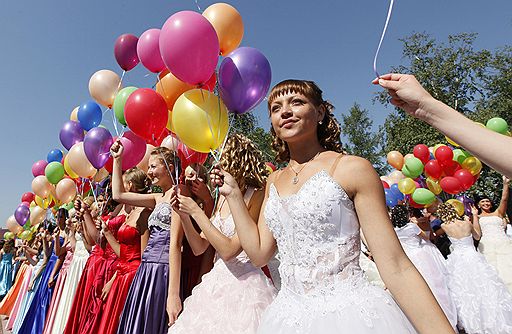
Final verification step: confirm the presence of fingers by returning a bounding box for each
[372,73,405,83]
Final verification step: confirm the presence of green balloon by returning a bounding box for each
[404,157,424,177]
[452,149,468,164]
[63,202,74,211]
[412,188,435,205]
[486,117,508,134]
[45,161,65,184]
[401,165,414,178]
[113,86,138,126]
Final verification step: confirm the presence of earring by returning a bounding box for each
[319,121,323,125]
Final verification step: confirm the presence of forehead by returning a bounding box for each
[148,155,163,165]
[269,91,309,105]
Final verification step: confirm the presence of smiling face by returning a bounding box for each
[478,198,493,212]
[147,156,173,188]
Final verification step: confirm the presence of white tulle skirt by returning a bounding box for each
[479,235,512,292]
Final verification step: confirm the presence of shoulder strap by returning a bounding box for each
[243,187,255,205]
[329,153,344,176]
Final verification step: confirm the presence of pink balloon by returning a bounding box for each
[120,131,147,170]
[114,34,140,71]
[137,29,165,73]
[32,160,48,177]
[160,11,219,85]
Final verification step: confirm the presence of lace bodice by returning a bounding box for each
[480,215,508,240]
[448,235,475,252]
[264,170,363,296]
[148,202,172,231]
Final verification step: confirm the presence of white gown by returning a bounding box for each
[395,224,457,330]
[261,170,417,333]
[478,215,512,292]
[446,235,512,333]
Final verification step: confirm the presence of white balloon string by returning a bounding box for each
[117,70,126,93]
[194,0,201,12]
[110,108,120,137]
[373,0,395,79]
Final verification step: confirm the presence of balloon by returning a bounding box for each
[160,134,181,152]
[45,162,65,184]
[114,33,139,71]
[202,3,244,56]
[70,106,79,121]
[398,178,416,195]
[426,177,442,195]
[160,11,219,85]
[387,170,405,184]
[387,151,404,170]
[413,144,430,164]
[445,135,459,147]
[93,168,109,183]
[156,70,194,111]
[3,232,14,240]
[47,149,63,163]
[453,169,475,191]
[56,178,77,203]
[412,188,435,205]
[384,189,398,207]
[461,157,482,176]
[149,128,170,147]
[137,144,156,172]
[434,145,453,165]
[32,160,48,177]
[63,155,79,179]
[59,121,85,150]
[77,101,102,131]
[177,143,208,170]
[21,192,35,203]
[441,160,460,177]
[452,149,468,164]
[137,29,165,73]
[381,180,390,189]
[172,89,229,153]
[403,157,424,177]
[424,160,442,180]
[32,175,53,198]
[19,231,32,240]
[6,215,22,234]
[113,86,137,126]
[89,69,122,108]
[486,117,508,134]
[125,88,168,142]
[106,131,147,172]
[408,197,425,209]
[14,204,30,226]
[440,176,463,195]
[446,199,465,216]
[30,206,45,226]
[389,183,404,201]
[218,47,271,114]
[84,127,114,169]
[67,142,97,178]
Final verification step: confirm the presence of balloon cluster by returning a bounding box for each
[382,143,482,208]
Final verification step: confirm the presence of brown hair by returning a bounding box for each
[220,133,268,190]
[124,167,150,194]
[268,79,343,163]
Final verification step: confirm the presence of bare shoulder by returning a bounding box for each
[332,155,377,197]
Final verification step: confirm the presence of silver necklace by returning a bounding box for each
[288,152,321,184]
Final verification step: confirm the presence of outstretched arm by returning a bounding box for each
[375,73,512,179]
[496,176,510,217]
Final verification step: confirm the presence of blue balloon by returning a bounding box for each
[78,101,102,131]
[47,149,63,163]
[390,183,401,196]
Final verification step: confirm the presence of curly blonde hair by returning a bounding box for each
[268,79,343,163]
[220,133,268,190]
[437,203,459,224]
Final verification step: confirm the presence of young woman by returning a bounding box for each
[210,80,454,333]
[437,203,512,333]
[110,143,183,334]
[169,134,277,333]
[0,239,15,300]
[477,176,512,291]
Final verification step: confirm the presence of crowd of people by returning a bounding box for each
[0,75,511,334]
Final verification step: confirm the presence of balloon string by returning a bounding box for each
[373,0,395,79]
[194,0,201,12]
[117,70,126,93]
[110,108,120,137]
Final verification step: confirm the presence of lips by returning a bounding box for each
[280,119,296,128]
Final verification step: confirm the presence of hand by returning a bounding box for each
[190,180,212,203]
[176,194,202,217]
[110,140,124,160]
[209,167,240,198]
[166,294,182,326]
[470,204,479,216]
[101,279,113,301]
[48,276,56,288]
[373,73,434,121]
[503,175,510,185]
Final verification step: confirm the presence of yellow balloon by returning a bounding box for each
[426,177,442,195]
[398,178,416,195]
[64,154,79,179]
[35,195,50,209]
[445,136,459,147]
[70,106,79,121]
[446,199,464,216]
[166,110,176,133]
[172,89,229,153]
[461,156,482,176]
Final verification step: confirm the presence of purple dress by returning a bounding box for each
[116,202,171,334]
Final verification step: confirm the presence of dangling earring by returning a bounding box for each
[318,120,323,125]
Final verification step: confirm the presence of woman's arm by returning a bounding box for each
[178,213,210,256]
[103,221,121,257]
[211,168,277,267]
[343,157,454,333]
[496,176,510,217]
[167,210,184,326]
[48,256,64,288]
[470,205,482,240]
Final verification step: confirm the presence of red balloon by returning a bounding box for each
[424,160,442,180]
[21,201,30,207]
[434,146,453,165]
[413,144,430,164]
[440,176,463,194]
[125,88,168,142]
[177,143,208,170]
[148,128,170,146]
[409,197,425,209]
[21,192,35,203]
[201,72,217,92]
[441,160,460,177]
[381,180,390,189]
[74,178,91,195]
[454,169,475,190]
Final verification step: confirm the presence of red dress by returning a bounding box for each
[97,223,141,334]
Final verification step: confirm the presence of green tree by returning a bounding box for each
[230,113,275,163]
[341,103,388,174]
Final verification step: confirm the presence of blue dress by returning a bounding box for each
[0,252,14,298]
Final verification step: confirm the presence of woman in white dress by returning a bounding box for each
[437,203,512,333]
[477,176,512,291]
[391,205,457,330]
[210,80,454,333]
[169,134,277,334]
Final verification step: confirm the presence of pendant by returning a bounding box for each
[292,176,299,184]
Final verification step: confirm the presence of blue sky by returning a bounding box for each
[0,0,511,225]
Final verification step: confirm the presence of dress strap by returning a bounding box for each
[329,153,345,176]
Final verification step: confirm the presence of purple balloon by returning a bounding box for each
[14,204,30,226]
[114,34,140,71]
[60,121,85,150]
[84,127,114,169]
[218,47,272,114]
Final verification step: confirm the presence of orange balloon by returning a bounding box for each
[137,144,156,172]
[32,175,53,198]
[56,178,77,203]
[30,206,46,226]
[387,151,404,170]
[6,215,23,234]
[67,142,97,178]
[203,3,244,55]
[156,70,194,112]
[93,168,109,183]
